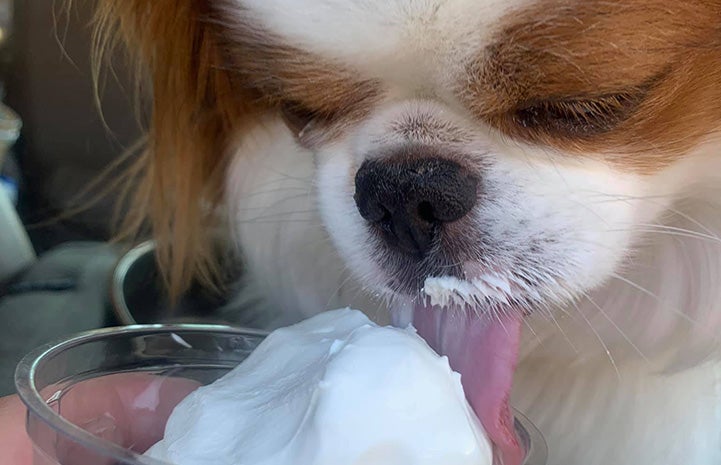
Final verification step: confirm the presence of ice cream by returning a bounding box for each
[145,308,494,465]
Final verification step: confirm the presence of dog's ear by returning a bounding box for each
[94,1,262,299]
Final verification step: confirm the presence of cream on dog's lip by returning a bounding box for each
[422,275,515,307]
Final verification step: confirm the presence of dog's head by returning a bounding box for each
[98,1,721,462]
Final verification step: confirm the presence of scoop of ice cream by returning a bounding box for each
[144,308,493,465]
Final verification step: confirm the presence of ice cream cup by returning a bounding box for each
[16,325,547,465]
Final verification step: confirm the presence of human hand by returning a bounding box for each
[0,374,200,465]
[0,393,33,465]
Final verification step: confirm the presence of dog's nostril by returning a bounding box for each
[354,156,479,256]
[417,201,436,223]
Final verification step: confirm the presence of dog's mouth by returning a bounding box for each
[392,273,532,465]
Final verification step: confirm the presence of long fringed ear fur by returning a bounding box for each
[93,1,262,300]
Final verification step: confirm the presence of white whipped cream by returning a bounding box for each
[423,275,519,307]
[145,308,493,465]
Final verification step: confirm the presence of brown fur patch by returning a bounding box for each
[214,8,382,146]
[461,0,721,172]
[94,0,265,299]
[94,1,381,298]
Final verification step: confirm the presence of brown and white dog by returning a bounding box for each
[96,1,721,464]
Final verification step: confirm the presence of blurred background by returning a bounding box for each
[6,0,139,249]
[0,1,175,395]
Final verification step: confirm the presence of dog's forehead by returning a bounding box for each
[235,0,528,77]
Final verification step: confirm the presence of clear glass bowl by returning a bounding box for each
[15,325,547,465]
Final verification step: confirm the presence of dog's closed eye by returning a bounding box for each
[279,100,348,145]
[512,91,644,138]
[280,101,321,137]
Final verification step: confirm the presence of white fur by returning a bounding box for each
[514,349,721,465]
[235,0,527,89]
[510,144,721,465]
[226,117,387,327]
[226,1,721,463]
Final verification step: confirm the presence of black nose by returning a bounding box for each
[354,157,479,256]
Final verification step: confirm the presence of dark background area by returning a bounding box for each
[0,1,143,395]
[0,1,255,397]
[6,0,139,253]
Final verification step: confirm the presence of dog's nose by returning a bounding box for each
[354,157,479,256]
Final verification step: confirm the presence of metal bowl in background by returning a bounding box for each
[110,241,237,326]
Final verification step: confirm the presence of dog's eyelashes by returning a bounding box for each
[280,101,320,138]
[513,92,643,138]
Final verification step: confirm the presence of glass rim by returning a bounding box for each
[514,410,548,465]
[15,324,269,465]
[15,324,546,465]
[110,240,157,326]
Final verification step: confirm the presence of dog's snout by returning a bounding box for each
[354,157,479,256]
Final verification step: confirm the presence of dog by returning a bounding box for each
[96,1,721,464]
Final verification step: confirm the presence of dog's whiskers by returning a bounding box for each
[608,272,699,327]
[623,223,721,245]
[569,298,621,380]
[582,292,649,362]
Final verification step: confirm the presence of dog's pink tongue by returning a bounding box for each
[412,304,523,465]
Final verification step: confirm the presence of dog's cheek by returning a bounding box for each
[316,146,390,290]
[484,153,661,294]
